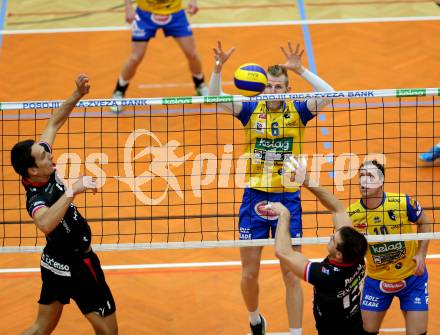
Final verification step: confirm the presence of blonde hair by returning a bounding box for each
[267,65,289,86]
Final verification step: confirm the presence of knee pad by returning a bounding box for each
[362,331,378,335]
[416,332,427,335]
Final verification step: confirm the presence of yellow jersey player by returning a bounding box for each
[208,41,335,335]
[111,0,207,113]
[347,160,431,335]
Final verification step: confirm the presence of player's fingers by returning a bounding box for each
[290,156,300,169]
[294,43,299,54]
[83,176,96,189]
[284,160,294,172]
[299,49,305,58]
[280,46,289,59]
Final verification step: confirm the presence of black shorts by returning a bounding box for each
[315,311,364,335]
[39,250,116,317]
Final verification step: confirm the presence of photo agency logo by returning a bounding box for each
[55,129,386,205]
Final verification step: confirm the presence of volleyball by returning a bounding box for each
[233,63,268,97]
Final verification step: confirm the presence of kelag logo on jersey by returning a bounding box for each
[370,241,406,265]
[254,137,293,162]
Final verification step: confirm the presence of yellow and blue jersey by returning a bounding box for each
[347,192,423,281]
[136,0,182,14]
[237,100,314,192]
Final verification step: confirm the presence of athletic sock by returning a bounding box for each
[249,309,261,326]
[192,74,205,88]
[115,76,129,94]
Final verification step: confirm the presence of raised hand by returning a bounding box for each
[75,74,90,96]
[213,41,236,68]
[280,42,305,75]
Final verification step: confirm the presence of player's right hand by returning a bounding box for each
[125,5,136,23]
[213,41,235,68]
[75,74,90,96]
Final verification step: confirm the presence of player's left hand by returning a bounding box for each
[280,42,305,75]
[75,74,90,96]
[187,0,199,15]
[413,253,426,276]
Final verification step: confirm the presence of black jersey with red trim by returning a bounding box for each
[305,257,365,331]
[24,143,91,256]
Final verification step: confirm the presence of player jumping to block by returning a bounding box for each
[208,41,335,335]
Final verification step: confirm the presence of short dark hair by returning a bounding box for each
[11,139,36,178]
[336,226,368,264]
[359,159,385,179]
[267,65,289,85]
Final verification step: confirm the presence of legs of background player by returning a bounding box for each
[280,245,303,334]
[85,312,118,335]
[240,246,266,333]
[174,35,208,96]
[111,41,148,113]
[361,310,387,333]
[419,143,440,162]
[403,311,428,335]
[120,41,148,84]
[22,302,63,335]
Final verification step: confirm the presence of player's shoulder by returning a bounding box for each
[384,192,408,206]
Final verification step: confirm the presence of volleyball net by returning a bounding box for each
[1,88,440,252]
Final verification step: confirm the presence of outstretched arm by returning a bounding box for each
[280,42,334,115]
[271,202,309,279]
[40,74,90,146]
[208,41,243,116]
[285,156,352,230]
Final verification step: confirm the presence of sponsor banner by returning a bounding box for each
[162,97,193,105]
[204,95,234,103]
[251,90,376,101]
[396,88,427,97]
[2,88,440,110]
[23,101,62,109]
